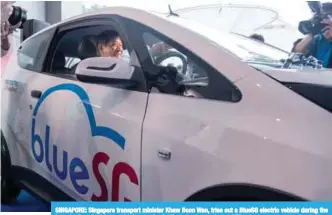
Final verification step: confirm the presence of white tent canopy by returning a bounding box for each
[82,0,314,51]
[170,4,303,51]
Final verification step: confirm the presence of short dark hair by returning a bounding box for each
[97,30,120,46]
[249,34,265,42]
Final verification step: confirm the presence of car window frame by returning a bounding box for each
[120,17,242,103]
[42,15,148,92]
[17,27,57,72]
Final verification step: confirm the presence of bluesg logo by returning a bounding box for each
[31,83,139,201]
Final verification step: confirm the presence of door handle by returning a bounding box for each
[31,90,42,99]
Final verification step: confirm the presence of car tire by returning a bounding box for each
[1,134,21,204]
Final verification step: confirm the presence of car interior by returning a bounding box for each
[50,26,129,76]
[50,25,207,98]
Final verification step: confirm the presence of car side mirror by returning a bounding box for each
[75,57,138,88]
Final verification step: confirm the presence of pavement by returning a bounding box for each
[1,191,49,212]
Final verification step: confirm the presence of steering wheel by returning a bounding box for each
[154,51,188,75]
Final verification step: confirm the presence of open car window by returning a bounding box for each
[143,32,209,86]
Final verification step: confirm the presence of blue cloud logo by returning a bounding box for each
[32,83,126,150]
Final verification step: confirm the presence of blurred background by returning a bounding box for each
[9,0,331,51]
[2,0,330,71]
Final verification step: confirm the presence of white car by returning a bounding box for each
[2,6,332,204]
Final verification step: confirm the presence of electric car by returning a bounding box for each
[2,6,332,204]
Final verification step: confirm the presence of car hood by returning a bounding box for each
[254,66,332,113]
[259,67,332,87]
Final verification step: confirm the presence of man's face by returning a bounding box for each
[321,18,332,40]
[323,28,332,40]
[98,37,123,58]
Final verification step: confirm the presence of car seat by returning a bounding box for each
[71,35,98,72]
[78,35,98,59]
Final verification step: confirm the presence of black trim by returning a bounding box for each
[283,82,332,113]
[76,74,139,90]
[18,26,57,73]
[42,15,148,93]
[31,90,42,99]
[87,63,116,71]
[11,166,74,203]
[122,17,242,102]
[1,131,11,167]
[185,183,306,201]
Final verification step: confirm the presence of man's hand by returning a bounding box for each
[322,25,332,40]
[321,18,332,27]
[1,20,22,52]
[1,20,21,39]
[150,42,172,57]
[1,21,10,39]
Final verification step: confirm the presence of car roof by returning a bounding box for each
[31,6,253,82]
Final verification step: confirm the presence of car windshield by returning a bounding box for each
[166,15,290,65]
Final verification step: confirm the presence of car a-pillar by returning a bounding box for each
[185,184,306,201]
[1,131,22,204]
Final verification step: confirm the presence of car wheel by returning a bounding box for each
[1,134,21,204]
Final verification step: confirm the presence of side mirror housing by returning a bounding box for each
[75,57,137,88]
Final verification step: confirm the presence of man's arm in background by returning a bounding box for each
[1,37,10,50]
[1,37,10,57]
[293,34,314,54]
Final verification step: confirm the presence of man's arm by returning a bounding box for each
[1,36,10,51]
[293,34,314,54]
[1,36,10,57]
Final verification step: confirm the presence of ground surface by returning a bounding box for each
[1,191,49,212]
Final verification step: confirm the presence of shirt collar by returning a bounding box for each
[318,34,332,44]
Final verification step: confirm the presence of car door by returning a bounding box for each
[33,17,148,201]
[2,26,58,173]
[122,16,245,201]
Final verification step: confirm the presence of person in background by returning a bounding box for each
[291,38,303,53]
[249,33,265,43]
[1,21,21,57]
[294,18,332,68]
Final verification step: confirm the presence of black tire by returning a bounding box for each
[1,133,21,204]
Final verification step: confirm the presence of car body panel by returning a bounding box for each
[2,7,332,202]
[3,57,146,202]
[261,68,332,86]
[142,68,332,201]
